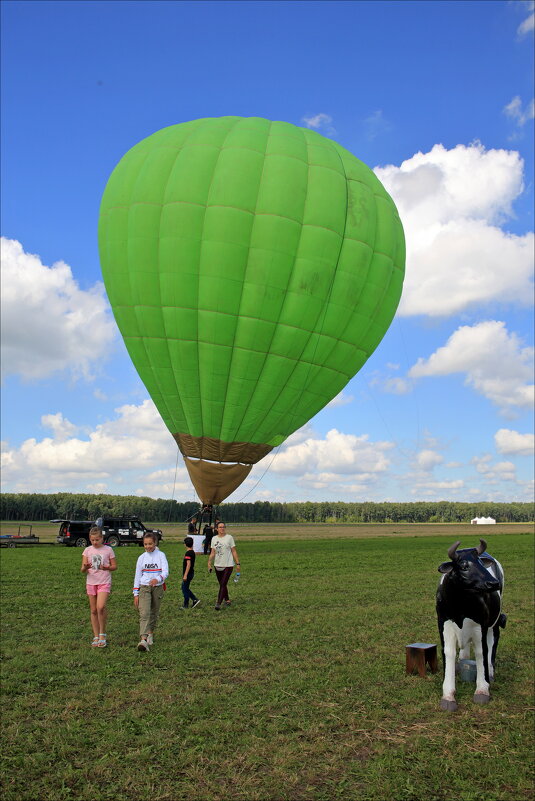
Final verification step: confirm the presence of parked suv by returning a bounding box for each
[53,519,94,548]
[53,516,163,547]
[96,516,162,547]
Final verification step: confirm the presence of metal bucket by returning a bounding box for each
[458,658,477,682]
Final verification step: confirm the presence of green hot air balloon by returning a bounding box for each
[98,117,405,503]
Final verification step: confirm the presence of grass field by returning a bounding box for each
[1,525,533,801]
[0,519,530,543]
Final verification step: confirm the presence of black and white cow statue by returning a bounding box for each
[436,539,506,711]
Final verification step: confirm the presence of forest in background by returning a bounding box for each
[0,492,533,523]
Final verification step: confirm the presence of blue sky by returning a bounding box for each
[1,0,533,505]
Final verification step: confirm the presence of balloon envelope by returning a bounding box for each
[98,117,405,502]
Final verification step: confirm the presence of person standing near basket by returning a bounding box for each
[207,521,241,610]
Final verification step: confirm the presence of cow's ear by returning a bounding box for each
[480,557,494,569]
[438,561,454,574]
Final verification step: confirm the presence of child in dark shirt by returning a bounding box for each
[181,536,200,610]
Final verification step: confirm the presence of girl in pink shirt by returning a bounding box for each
[81,526,117,647]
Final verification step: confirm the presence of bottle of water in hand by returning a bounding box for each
[233,572,240,583]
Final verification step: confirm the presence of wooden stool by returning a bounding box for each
[406,643,438,677]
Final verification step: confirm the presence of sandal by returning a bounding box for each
[97,634,107,648]
[91,636,100,647]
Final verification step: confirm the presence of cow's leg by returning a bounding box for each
[472,624,491,704]
[440,620,459,711]
[489,622,501,682]
[487,627,497,682]
[457,624,471,672]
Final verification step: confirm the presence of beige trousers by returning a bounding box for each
[138,584,164,636]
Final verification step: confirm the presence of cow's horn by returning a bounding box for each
[477,539,487,555]
[447,540,461,560]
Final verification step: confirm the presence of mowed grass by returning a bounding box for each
[1,530,533,801]
[0,519,528,545]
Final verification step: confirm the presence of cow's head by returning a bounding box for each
[438,539,501,592]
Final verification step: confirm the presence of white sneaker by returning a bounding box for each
[146,634,154,646]
[137,639,149,651]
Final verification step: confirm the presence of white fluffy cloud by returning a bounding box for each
[143,467,192,498]
[371,373,412,395]
[375,143,534,316]
[415,449,444,472]
[472,454,517,483]
[326,390,354,407]
[1,238,116,380]
[0,400,183,494]
[40,413,79,442]
[269,428,393,476]
[409,320,534,413]
[412,479,464,495]
[494,428,534,456]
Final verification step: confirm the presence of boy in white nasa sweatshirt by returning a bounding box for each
[133,532,169,651]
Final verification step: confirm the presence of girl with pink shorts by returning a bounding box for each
[81,526,117,647]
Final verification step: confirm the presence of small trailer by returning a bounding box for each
[0,525,41,547]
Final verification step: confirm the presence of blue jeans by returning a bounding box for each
[181,578,198,608]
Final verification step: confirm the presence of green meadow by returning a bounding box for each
[1,527,533,801]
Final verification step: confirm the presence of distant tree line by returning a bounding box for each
[0,493,533,524]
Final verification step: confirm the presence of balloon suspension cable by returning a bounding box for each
[168,450,206,526]
[232,444,284,503]
[183,502,214,528]
[365,317,421,461]
[167,448,181,522]
[366,384,410,459]
[396,317,421,452]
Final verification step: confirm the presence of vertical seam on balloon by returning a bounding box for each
[128,121,228,446]
[196,117,243,455]
[154,129,193,440]
[179,119,225,444]
[317,176,380,395]
[224,121,310,449]
[279,155,379,432]
[126,143,172,427]
[136,126,200,440]
[217,118,274,455]
[131,123,203,440]
[282,155,390,435]
[235,129,346,445]
[228,127,318,444]
[332,190,395,369]
[279,132,352,433]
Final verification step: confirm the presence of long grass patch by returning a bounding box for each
[1,532,533,800]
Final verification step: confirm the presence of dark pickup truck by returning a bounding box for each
[53,516,163,548]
